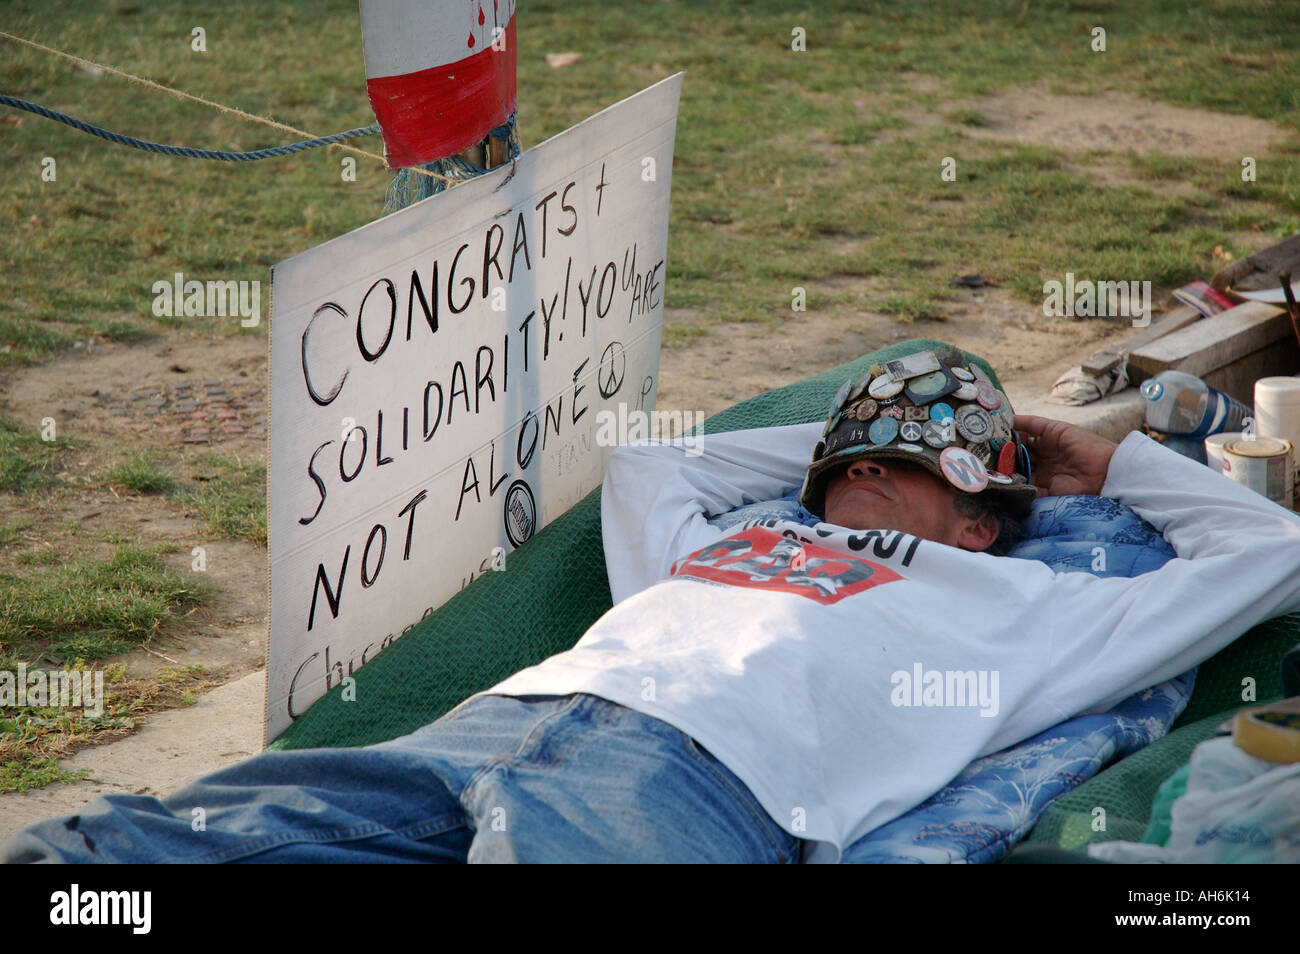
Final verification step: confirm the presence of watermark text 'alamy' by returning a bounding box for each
[152,271,260,327]
[1042,272,1151,327]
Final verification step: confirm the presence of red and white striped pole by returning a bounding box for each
[359,0,519,206]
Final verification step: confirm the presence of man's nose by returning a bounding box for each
[846,458,887,479]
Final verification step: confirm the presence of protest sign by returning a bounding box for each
[266,73,683,740]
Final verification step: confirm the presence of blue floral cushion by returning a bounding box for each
[1010,495,1177,575]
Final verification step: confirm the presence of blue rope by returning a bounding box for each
[383,110,521,214]
[0,94,379,161]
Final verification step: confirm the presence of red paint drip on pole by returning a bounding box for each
[360,0,518,169]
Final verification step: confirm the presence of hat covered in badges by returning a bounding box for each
[798,346,1039,517]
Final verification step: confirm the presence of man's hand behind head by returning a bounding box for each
[1014,414,1118,497]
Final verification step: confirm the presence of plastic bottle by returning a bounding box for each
[1139,370,1252,437]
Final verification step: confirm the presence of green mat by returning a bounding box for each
[269,338,1000,751]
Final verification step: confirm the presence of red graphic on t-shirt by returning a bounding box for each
[672,528,904,605]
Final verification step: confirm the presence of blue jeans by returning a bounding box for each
[1,693,801,863]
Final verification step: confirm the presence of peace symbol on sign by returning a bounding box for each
[599,341,626,398]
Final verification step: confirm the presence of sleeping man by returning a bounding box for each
[6,346,1300,863]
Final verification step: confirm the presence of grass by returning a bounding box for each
[0,544,209,660]
[97,319,155,343]
[947,108,992,127]
[0,415,75,494]
[106,452,176,493]
[661,323,710,348]
[0,661,214,793]
[177,453,266,544]
[0,757,90,793]
[0,519,35,547]
[15,549,62,567]
[0,0,1295,360]
[99,448,265,541]
[877,294,953,323]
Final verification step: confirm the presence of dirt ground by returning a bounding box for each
[966,87,1282,162]
[658,286,1132,421]
[0,331,269,681]
[0,85,1286,841]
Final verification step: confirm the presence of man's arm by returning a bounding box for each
[601,421,824,603]
[1017,418,1300,718]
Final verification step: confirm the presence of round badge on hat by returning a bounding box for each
[952,367,975,382]
[868,375,904,400]
[899,420,923,442]
[855,398,878,422]
[953,381,979,401]
[830,379,854,417]
[906,370,948,398]
[996,441,1017,475]
[851,372,873,400]
[868,416,899,445]
[955,404,993,442]
[897,442,924,453]
[939,446,989,493]
[987,471,1013,485]
[997,394,1015,429]
[922,419,952,448]
[977,383,1002,410]
[990,412,1011,446]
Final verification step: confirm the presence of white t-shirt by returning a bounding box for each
[482,423,1300,862]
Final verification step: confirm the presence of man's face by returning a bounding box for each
[821,455,995,551]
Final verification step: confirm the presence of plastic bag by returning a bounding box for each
[1087,736,1300,863]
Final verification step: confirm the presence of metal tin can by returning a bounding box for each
[1222,437,1293,507]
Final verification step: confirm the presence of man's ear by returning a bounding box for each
[955,510,1000,553]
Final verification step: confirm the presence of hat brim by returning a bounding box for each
[800,442,1039,519]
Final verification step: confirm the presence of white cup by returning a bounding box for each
[1204,432,1241,473]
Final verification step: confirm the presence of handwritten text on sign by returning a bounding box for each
[266,75,683,741]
